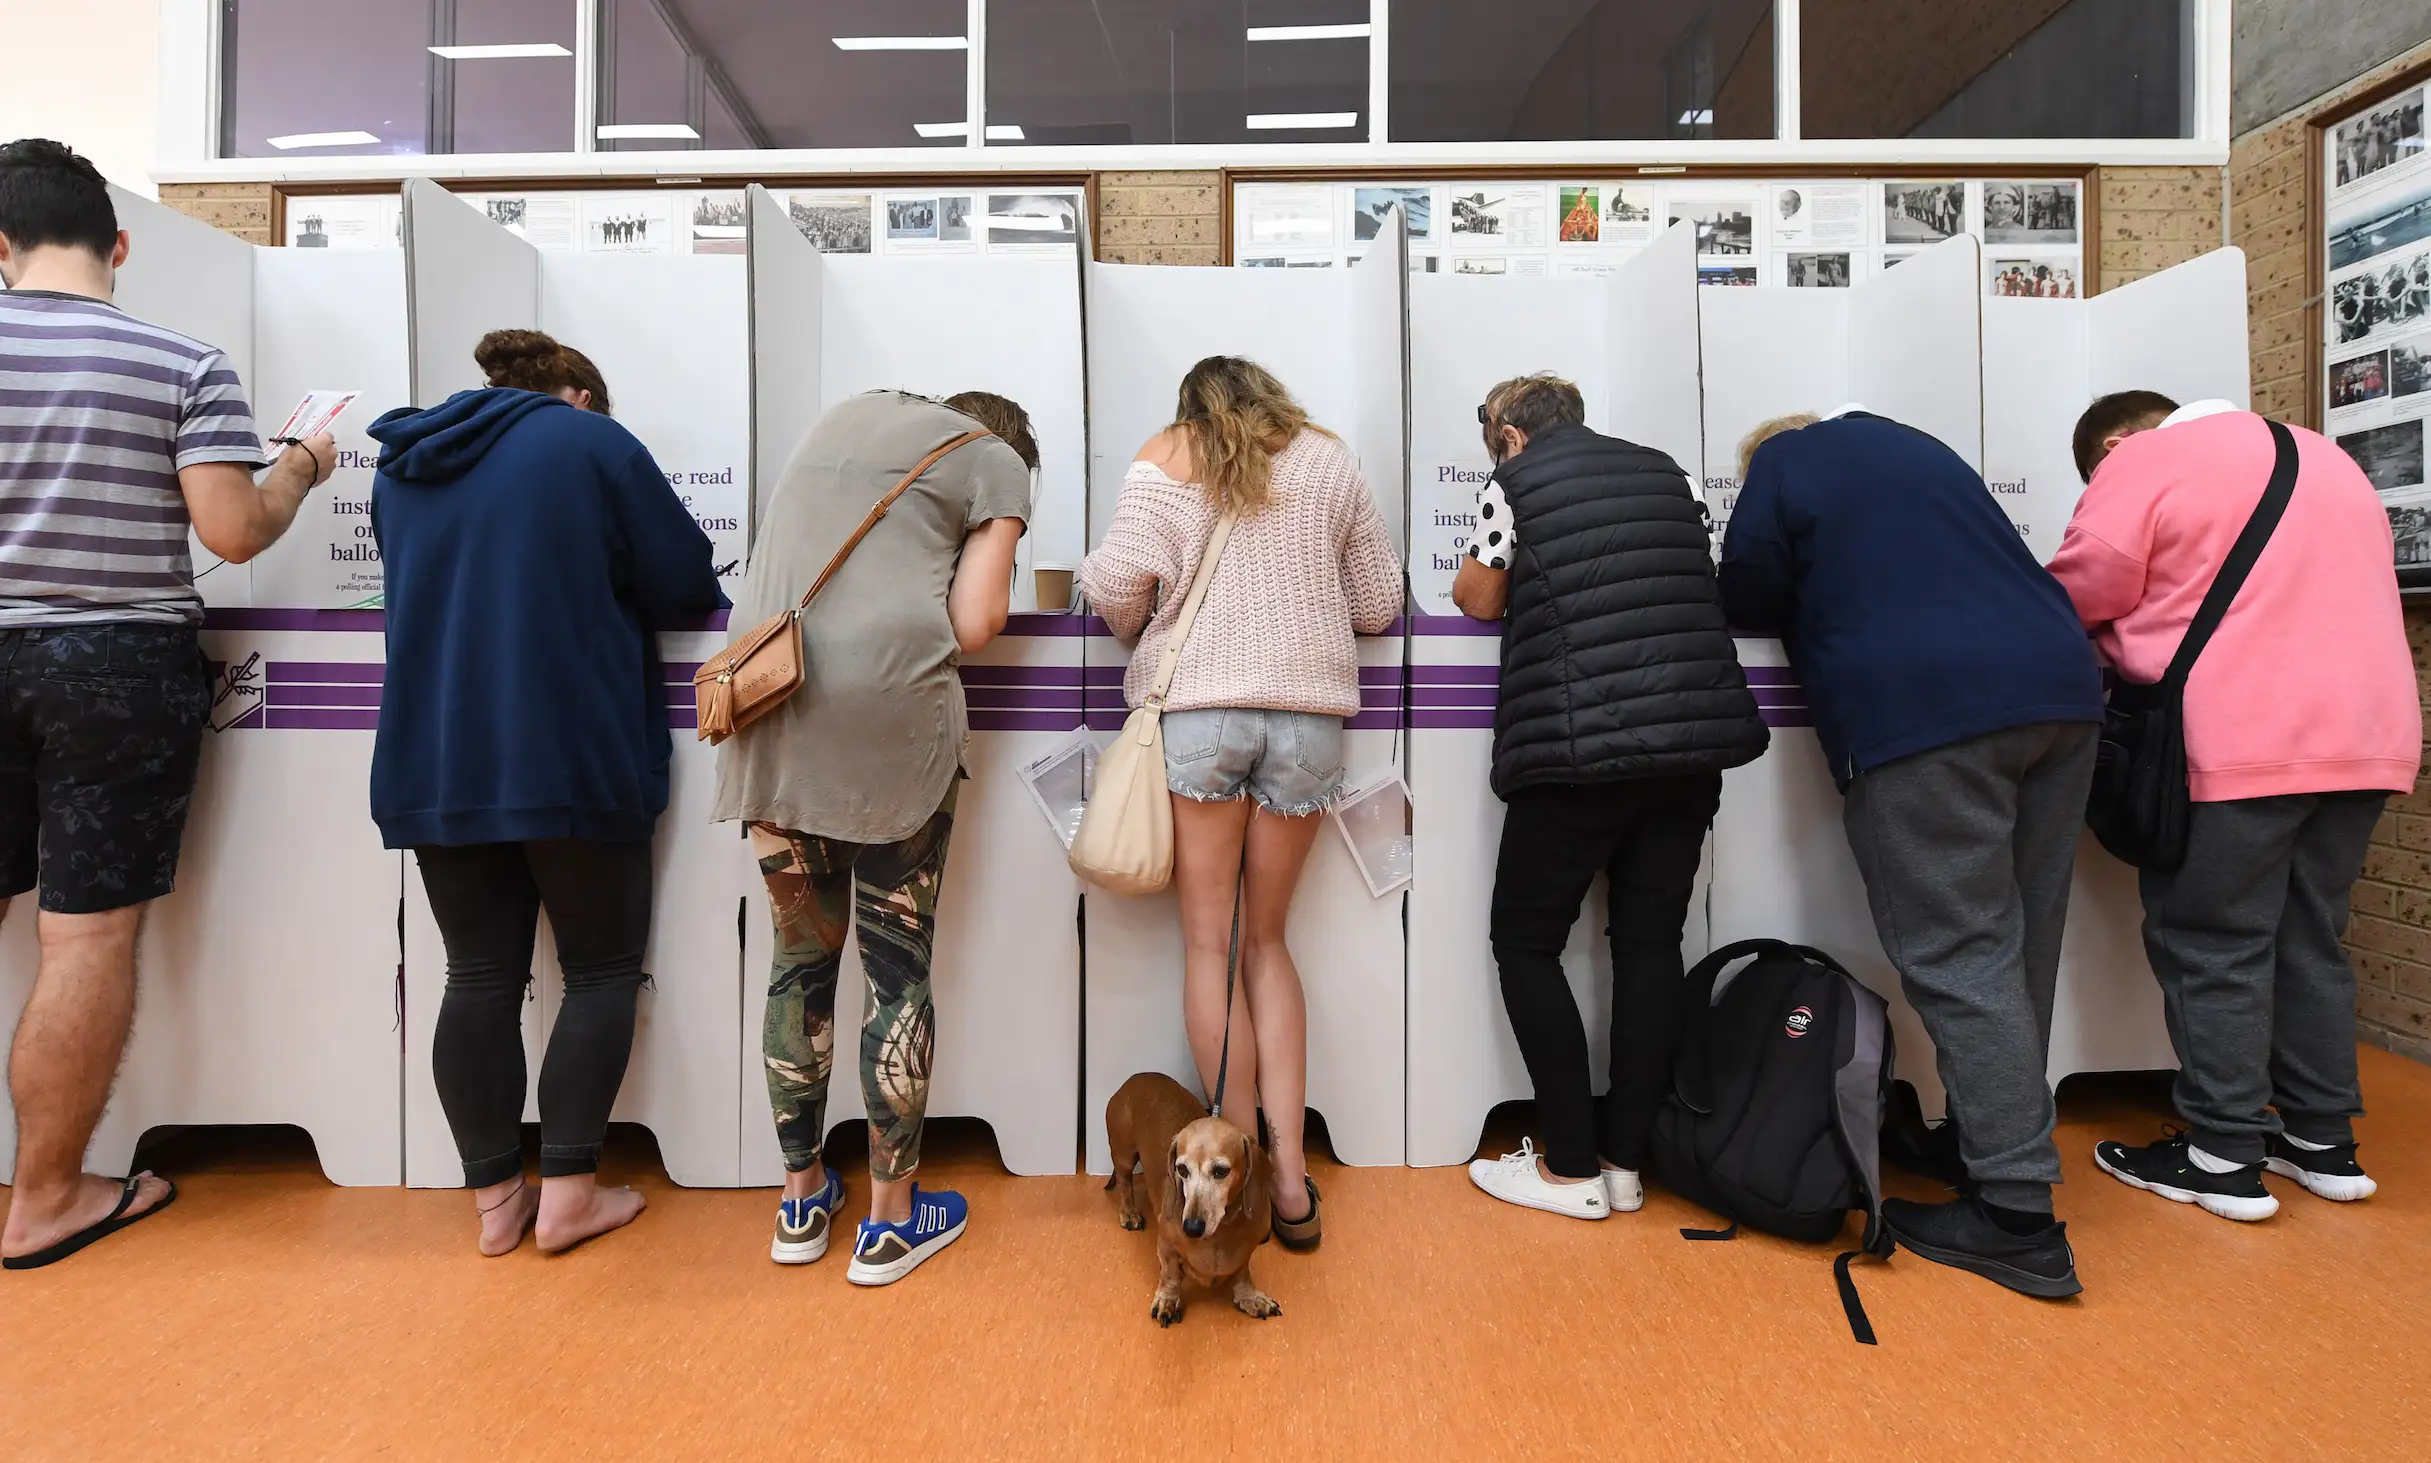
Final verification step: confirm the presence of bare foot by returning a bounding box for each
[2,1171,174,1261]
[474,1180,538,1258]
[535,1178,646,1254]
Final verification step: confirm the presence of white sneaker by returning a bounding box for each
[1600,1165,1644,1213]
[1467,1140,1608,1220]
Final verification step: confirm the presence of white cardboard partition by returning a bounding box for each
[1080,211,1411,1173]
[1403,222,1715,1167]
[402,179,540,405]
[108,185,258,611]
[735,190,1085,1182]
[1,193,409,1186]
[745,186,822,541]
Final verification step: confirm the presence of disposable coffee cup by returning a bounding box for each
[1034,562,1076,612]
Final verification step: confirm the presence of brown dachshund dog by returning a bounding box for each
[1104,1072,1280,1326]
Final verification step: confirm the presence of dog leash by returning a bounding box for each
[1208,875,1242,1119]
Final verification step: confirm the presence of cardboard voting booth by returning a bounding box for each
[1980,247,2256,1084]
[737,186,1088,1181]
[1402,222,1717,1167]
[0,177,2257,1193]
[1078,210,1410,1174]
[1698,235,1987,1110]
[396,181,748,1186]
[0,190,410,1187]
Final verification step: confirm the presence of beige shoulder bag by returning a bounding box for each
[1068,510,1238,895]
[694,430,987,745]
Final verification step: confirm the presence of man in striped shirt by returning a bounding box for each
[0,139,331,1269]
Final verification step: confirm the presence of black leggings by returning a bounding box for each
[417,839,654,1188]
[1488,774,1721,1179]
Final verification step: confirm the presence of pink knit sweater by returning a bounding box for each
[1079,431,1403,717]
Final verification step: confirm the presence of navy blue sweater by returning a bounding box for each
[1717,413,2101,785]
[368,389,728,848]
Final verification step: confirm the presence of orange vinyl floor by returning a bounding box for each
[5,1051,2431,1461]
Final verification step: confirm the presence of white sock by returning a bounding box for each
[2188,1143,2246,1174]
[2283,1133,2334,1152]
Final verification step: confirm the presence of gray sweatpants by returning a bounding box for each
[1842,720,2098,1214]
[2140,791,2386,1164]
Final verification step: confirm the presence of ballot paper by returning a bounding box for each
[268,390,359,443]
[1330,773,1414,899]
[1020,727,1101,850]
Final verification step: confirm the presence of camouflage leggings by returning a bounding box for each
[751,784,956,1182]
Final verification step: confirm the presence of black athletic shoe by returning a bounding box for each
[2264,1133,2379,1202]
[1879,1196,2082,1299]
[2094,1132,2278,1222]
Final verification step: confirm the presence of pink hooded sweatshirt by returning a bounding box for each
[2047,406,2420,802]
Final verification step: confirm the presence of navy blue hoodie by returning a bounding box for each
[368,389,728,848]
[1717,413,2101,786]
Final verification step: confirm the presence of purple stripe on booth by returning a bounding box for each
[959,665,1087,687]
[970,711,1090,731]
[965,691,1086,713]
[205,608,385,632]
[1410,665,1499,686]
[269,661,384,684]
[1413,707,1814,731]
[264,707,380,731]
[1742,666,1800,687]
[268,683,380,708]
[1407,614,1501,638]
[1411,687,1498,709]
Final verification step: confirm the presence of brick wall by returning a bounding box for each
[2230,37,2431,1065]
[2095,165,2224,290]
[1093,170,1221,265]
[156,182,275,245]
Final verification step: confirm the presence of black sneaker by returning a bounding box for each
[1879,1196,2082,1299]
[2264,1133,2379,1203]
[2094,1132,2278,1222]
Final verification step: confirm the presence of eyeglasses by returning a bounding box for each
[1476,404,1491,425]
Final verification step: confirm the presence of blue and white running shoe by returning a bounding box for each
[846,1184,967,1286]
[771,1167,844,1265]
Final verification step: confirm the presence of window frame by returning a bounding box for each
[164,0,2231,180]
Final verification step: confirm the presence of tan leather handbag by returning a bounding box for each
[695,430,987,745]
[1068,510,1237,895]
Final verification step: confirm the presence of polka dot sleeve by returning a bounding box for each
[1468,478,1516,570]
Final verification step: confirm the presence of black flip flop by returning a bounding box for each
[2,1176,178,1271]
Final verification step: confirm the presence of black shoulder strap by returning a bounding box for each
[2163,419,2299,689]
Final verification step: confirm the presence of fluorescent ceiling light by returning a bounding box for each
[1245,112,1360,130]
[428,43,571,60]
[914,122,1026,140]
[597,122,701,140]
[1246,23,1371,41]
[833,36,968,50]
[266,130,380,149]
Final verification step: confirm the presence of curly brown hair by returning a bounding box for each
[473,329,613,414]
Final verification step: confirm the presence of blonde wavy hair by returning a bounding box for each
[1737,413,1820,482]
[1172,356,1327,516]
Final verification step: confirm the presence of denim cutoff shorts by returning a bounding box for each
[1161,707,1346,817]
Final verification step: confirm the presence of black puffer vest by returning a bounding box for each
[1490,425,1768,797]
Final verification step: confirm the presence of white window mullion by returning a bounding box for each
[1367,0,1389,146]
[574,0,599,154]
[968,0,987,151]
[1775,0,1801,141]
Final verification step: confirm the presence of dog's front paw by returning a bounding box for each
[1118,1209,1145,1231]
[1232,1288,1282,1320]
[1150,1290,1184,1327]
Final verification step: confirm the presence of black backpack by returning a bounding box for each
[1648,939,1895,1343]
